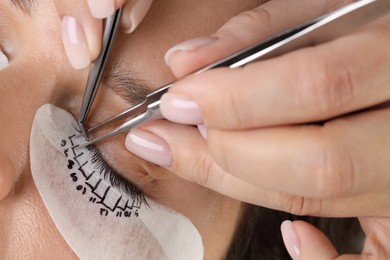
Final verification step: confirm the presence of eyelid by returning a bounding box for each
[87,145,148,207]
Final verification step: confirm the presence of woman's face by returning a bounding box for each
[0,0,258,258]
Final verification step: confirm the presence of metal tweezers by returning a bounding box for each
[78,0,390,147]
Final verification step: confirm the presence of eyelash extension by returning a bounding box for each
[87,145,148,207]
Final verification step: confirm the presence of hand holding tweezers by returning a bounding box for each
[78,8,123,137]
[79,0,390,147]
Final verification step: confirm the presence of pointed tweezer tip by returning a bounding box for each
[77,141,92,149]
[77,133,112,149]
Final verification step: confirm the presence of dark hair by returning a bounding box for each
[225,204,364,259]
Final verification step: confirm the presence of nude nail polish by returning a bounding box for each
[62,16,90,70]
[281,221,301,260]
[160,93,203,125]
[122,0,153,34]
[87,0,115,19]
[164,36,219,66]
[125,128,172,167]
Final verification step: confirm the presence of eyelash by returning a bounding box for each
[11,0,35,14]
[87,145,148,207]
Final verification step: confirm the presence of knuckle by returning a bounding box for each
[189,153,217,187]
[310,140,355,198]
[324,0,356,12]
[209,132,231,173]
[220,88,247,128]
[233,7,272,30]
[295,50,356,117]
[282,194,324,216]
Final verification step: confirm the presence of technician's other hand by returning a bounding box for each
[124,0,390,258]
[53,0,153,69]
[280,219,390,259]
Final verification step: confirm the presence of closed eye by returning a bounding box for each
[87,145,148,207]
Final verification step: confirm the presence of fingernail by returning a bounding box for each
[62,16,90,70]
[125,128,172,167]
[160,93,203,125]
[197,125,207,140]
[87,0,115,19]
[122,0,153,34]
[281,221,301,260]
[164,36,219,66]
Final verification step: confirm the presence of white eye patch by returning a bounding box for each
[0,50,9,70]
[30,104,203,260]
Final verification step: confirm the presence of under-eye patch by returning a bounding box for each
[30,104,203,260]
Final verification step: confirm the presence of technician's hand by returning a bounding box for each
[280,218,390,259]
[123,0,390,258]
[53,0,153,69]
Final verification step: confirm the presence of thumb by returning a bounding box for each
[281,220,339,260]
[165,0,355,78]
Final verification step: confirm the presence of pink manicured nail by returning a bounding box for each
[160,93,203,125]
[87,0,115,19]
[122,0,153,34]
[125,128,172,167]
[164,36,219,66]
[62,16,90,70]
[281,221,301,260]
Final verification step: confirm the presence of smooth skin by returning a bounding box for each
[58,0,390,258]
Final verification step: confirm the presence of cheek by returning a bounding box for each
[0,57,57,188]
[0,171,77,259]
[0,0,80,192]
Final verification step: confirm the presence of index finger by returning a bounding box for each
[161,14,390,129]
[165,0,354,78]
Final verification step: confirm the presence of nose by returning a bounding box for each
[0,155,16,201]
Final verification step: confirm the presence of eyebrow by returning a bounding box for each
[104,61,152,105]
[11,0,35,15]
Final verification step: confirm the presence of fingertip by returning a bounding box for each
[61,16,91,70]
[281,220,301,260]
[121,0,153,34]
[82,18,103,62]
[86,0,115,19]
[165,35,245,78]
[132,121,208,180]
[164,37,219,66]
[114,0,127,9]
[124,127,173,167]
[288,220,339,259]
[160,93,204,125]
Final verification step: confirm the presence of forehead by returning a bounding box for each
[111,0,259,88]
